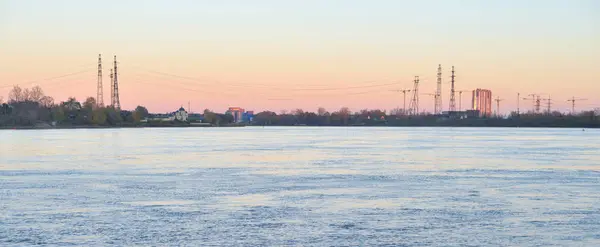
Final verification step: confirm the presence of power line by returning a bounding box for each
[0,67,96,89]
[121,64,401,91]
[126,78,395,100]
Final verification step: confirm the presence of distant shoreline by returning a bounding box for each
[1,124,596,130]
[0,124,246,130]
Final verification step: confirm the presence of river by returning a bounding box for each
[1,127,599,246]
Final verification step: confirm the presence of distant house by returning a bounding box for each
[145,107,189,123]
[145,114,174,122]
[174,107,188,122]
[62,101,82,111]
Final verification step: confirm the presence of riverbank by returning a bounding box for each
[0,123,248,130]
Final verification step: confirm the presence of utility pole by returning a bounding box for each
[457,90,470,111]
[409,76,420,115]
[542,97,552,114]
[535,95,541,113]
[97,54,104,107]
[113,55,121,110]
[494,96,503,117]
[567,97,588,114]
[517,93,520,115]
[449,66,456,111]
[435,64,443,114]
[390,89,412,115]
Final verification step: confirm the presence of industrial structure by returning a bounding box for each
[112,56,121,109]
[472,89,492,117]
[567,97,587,114]
[109,68,114,107]
[408,76,420,115]
[81,56,599,119]
[449,66,456,112]
[457,90,470,112]
[542,97,552,114]
[391,89,411,115]
[96,54,104,107]
[435,64,442,114]
[494,97,503,117]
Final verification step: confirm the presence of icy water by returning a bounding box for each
[1,127,599,246]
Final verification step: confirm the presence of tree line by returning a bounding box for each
[0,86,149,127]
[2,85,599,128]
[251,107,600,128]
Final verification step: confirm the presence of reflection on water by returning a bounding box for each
[1,127,600,246]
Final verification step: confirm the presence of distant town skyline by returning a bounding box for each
[1,0,598,114]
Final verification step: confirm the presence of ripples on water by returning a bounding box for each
[1,127,599,246]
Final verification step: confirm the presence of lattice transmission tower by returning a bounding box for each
[435,64,442,114]
[112,56,121,110]
[97,54,104,107]
[409,76,420,115]
[110,68,114,107]
[449,66,456,111]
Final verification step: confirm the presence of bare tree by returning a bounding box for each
[390,107,403,116]
[83,97,97,109]
[8,85,23,103]
[39,96,54,108]
[29,86,44,103]
[22,88,31,102]
[317,107,327,116]
[292,108,304,116]
[0,96,3,104]
[339,107,350,117]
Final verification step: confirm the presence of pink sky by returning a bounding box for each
[1,1,598,114]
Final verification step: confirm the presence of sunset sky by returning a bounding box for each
[1,0,598,114]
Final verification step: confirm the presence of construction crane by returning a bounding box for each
[457,90,470,111]
[522,93,541,113]
[422,92,438,114]
[390,89,411,115]
[541,96,553,114]
[494,97,503,117]
[567,97,587,114]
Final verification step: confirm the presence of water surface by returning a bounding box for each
[1,127,599,246]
